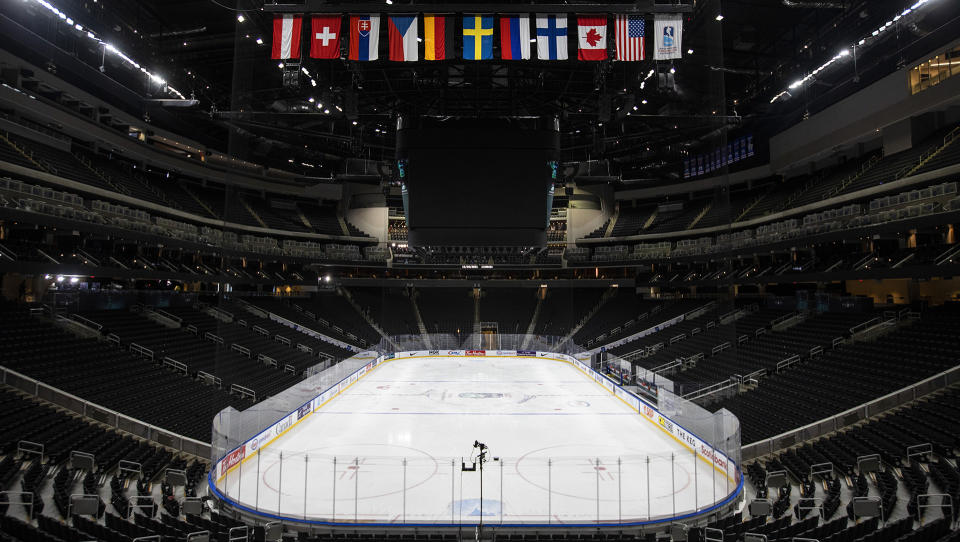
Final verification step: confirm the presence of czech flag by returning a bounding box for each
[499,15,530,60]
[388,15,418,61]
[348,14,380,61]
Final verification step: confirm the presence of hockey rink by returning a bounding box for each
[214,354,737,525]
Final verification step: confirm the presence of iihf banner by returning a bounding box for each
[653,15,682,60]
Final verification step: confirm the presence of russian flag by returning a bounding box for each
[348,14,380,61]
[388,15,418,61]
[499,15,530,60]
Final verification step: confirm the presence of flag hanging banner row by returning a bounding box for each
[271,13,683,62]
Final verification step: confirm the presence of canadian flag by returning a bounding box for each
[577,16,607,61]
[310,15,341,58]
[271,14,303,59]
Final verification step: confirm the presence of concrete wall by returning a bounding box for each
[770,59,960,171]
[566,184,613,244]
[342,183,388,242]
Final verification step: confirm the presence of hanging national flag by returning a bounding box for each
[310,15,341,59]
[463,15,494,60]
[388,15,418,61]
[577,16,607,61]
[536,14,568,60]
[499,15,530,60]
[653,15,683,60]
[348,14,380,61]
[271,14,303,59]
[614,15,645,61]
[423,14,452,60]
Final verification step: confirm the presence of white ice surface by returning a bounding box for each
[217,355,735,525]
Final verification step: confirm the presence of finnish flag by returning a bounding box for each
[536,14,568,60]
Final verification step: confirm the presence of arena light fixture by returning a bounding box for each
[715,14,724,21]
[27,0,184,99]
[237,14,245,23]
[771,0,937,103]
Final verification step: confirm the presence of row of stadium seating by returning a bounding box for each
[0,303,247,441]
[714,303,960,444]
[2,171,957,270]
[0,127,372,239]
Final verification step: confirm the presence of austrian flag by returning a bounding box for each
[271,14,302,59]
[577,16,607,61]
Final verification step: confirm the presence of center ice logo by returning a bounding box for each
[459,392,504,399]
[450,498,501,517]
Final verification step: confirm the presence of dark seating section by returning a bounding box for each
[416,287,476,335]
[837,131,948,196]
[246,294,380,346]
[479,288,540,334]
[347,286,419,336]
[610,205,656,237]
[575,295,704,346]
[298,202,348,236]
[533,288,605,336]
[78,308,302,402]
[0,304,245,441]
[242,197,311,232]
[715,304,960,444]
[2,134,116,193]
[157,305,327,371]
[667,311,872,390]
[218,298,354,361]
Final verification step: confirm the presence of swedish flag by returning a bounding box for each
[463,15,493,60]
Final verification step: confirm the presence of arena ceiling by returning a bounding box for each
[8,0,960,178]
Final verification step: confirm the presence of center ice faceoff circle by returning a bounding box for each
[220,354,734,524]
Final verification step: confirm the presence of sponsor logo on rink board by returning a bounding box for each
[466,349,485,356]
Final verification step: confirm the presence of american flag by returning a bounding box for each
[615,15,645,61]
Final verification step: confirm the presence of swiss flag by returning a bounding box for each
[577,16,607,61]
[310,15,341,58]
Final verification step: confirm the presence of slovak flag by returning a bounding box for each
[348,14,380,61]
[536,14,568,60]
[499,15,531,60]
[577,16,607,61]
[310,15,341,59]
[388,15,418,61]
[271,14,302,59]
